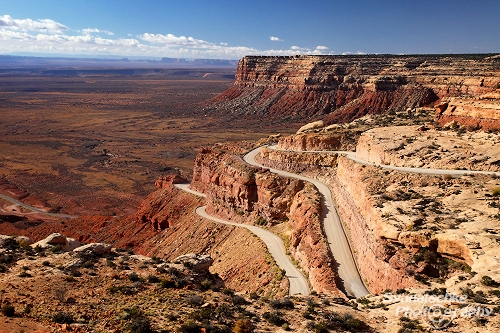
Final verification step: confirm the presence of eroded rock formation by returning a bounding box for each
[191,147,344,296]
[436,93,500,130]
[205,54,499,125]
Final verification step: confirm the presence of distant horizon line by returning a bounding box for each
[1,52,499,63]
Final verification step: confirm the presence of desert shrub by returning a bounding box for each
[481,275,497,287]
[255,217,267,226]
[312,321,329,333]
[200,278,212,290]
[269,298,294,309]
[492,187,500,197]
[249,292,259,300]
[178,320,202,333]
[232,295,248,306]
[155,266,166,274]
[107,285,136,295]
[183,261,194,269]
[106,258,117,268]
[151,256,163,264]
[128,317,154,333]
[159,278,176,289]
[54,286,68,303]
[304,299,317,315]
[326,312,367,331]
[166,266,181,276]
[24,304,32,314]
[425,287,447,296]
[414,274,430,285]
[1,304,15,317]
[52,311,73,324]
[191,307,213,321]
[233,319,254,333]
[262,311,286,326]
[42,260,51,267]
[398,316,423,333]
[489,289,500,297]
[222,287,234,295]
[215,303,234,322]
[461,287,475,298]
[357,297,370,305]
[147,274,159,283]
[188,295,204,306]
[473,291,489,304]
[128,272,141,282]
[51,244,63,253]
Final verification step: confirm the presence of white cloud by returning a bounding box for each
[82,28,114,36]
[0,14,68,32]
[270,36,283,42]
[342,51,367,55]
[0,14,334,59]
[139,33,211,47]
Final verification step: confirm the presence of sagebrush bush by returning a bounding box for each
[233,319,254,333]
[1,304,15,317]
[52,311,73,324]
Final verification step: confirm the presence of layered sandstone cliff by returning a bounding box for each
[436,93,500,130]
[205,54,500,125]
[191,147,344,296]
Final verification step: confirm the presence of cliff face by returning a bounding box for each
[206,54,500,125]
[436,93,500,130]
[191,147,344,296]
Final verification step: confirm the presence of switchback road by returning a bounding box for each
[0,193,78,219]
[244,148,369,298]
[174,183,310,296]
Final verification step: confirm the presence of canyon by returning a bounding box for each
[2,54,500,332]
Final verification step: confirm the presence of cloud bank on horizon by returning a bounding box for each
[0,14,331,59]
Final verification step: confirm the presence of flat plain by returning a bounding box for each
[0,69,297,218]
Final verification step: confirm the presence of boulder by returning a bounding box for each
[174,253,214,272]
[296,120,324,134]
[0,235,13,248]
[15,235,33,245]
[73,243,112,255]
[31,233,81,252]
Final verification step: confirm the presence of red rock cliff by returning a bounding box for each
[205,54,500,125]
[191,147,344,296]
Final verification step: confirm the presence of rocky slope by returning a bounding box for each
[258,114,500,298]
[2,234,376,333]
[191,146,344,297]
[0,175,289,297]
[205,54,500,126]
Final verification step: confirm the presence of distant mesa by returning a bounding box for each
[205,54,500,128]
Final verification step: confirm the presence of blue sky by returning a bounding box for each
[1,0,499,59]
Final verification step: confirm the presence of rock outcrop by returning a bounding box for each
[31,233,81,252]
[436,93,500,130]
[173,253,214,272]
[191,147,344,296]
[204,54,499,125]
